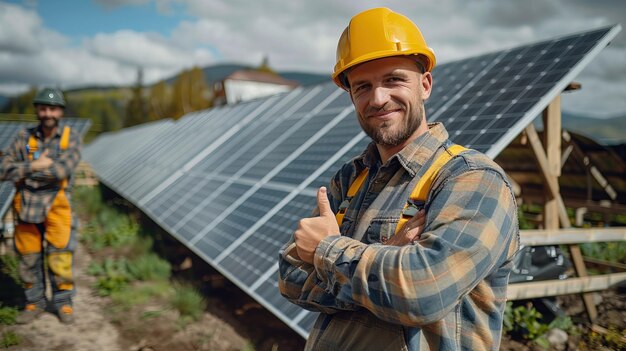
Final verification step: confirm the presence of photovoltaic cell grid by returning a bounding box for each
[83,26,621,337]
[0,119,92,219]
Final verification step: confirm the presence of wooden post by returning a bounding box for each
[534,95,598,322]
[543,96,561,230]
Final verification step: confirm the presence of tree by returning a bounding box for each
[3,87,37,115]
[148,80,169,121]
[124,68,147,127]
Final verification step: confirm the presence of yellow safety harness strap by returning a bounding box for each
[60,126,70,150]
[395,144,467,233]
[59,126,70,189]
[335,169,368,226]
[334,144,468,235]
[27,134,38,161]
[27,126,71,188]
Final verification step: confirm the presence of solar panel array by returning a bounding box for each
[83,25,620,337]
[0,119,92,219]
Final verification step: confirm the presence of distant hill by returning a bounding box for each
[161,63,329,88]
[280,71,329,86]
[165,63,250,87]
[562,111,626,145]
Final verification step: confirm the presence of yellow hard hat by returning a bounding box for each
[332,7,436,90]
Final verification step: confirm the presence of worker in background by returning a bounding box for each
[0,87,81,324]
[278,8,519,350]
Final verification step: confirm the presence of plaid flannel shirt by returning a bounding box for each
[279,123,519,350]
[0,125,81,223]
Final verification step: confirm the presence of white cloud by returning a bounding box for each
[0,1,218,95]
[0,0,625,118]
[85,30,214,69]
[0,2,66,54]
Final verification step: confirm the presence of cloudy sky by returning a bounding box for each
[1,0,625,117]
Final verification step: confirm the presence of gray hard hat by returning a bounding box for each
[33,87,66,107]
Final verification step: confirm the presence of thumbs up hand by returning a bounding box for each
[294,187,340,264]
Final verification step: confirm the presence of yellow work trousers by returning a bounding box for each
[13,189,76,308]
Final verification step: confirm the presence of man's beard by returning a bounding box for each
[359,103,423,147]
[38,116,59,129]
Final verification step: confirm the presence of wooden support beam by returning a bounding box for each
[582,256,626,272]
[564,82,582,92]
[528,96,598,322]
[520,227,626,246]
[591,324,626,344]
[543,97,561,231]
[562,131,618,200]
[543,97,562,178]
[524,124,570,227]
[507,272,626,300]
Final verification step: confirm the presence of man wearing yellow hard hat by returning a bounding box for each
[279,8,519,350]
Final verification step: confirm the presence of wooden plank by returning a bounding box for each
[520,227,626,246]
[524,124,570,228]
[507,272,626,300]
[532,96,597,322]
[569,244,598,322]
[562,130,618,201]
[591,325,626,343]
[583,256,626,272]
[543,97,561,235]
[543,96,562,177]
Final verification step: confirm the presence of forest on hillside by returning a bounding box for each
[0,67,211,133]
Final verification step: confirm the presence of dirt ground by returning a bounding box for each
[2,243,122,351]
[0,236,304,351]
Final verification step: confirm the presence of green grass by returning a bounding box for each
[127,253,171,281]
[72,186,105,217]
[110,280,172,309]
[88,258,133,296]
[81,207,139,250]
[0,305,18,326]
[0,331,20,348]
[580,241,626,264]
[0,254,21,285]
[504,301,575,349]
[241,342,256,351]
[170,283,206,322]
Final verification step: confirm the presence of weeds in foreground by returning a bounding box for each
[126,253,171,281]
[0,305,18,326]
[88,258,133,296]
[504,301,575,349]
[82,208,139,250]
[171,283,206,322]
[110,280,172,309]
[587,326,626,350]
[580,241,626,264]
[0,254,21,285]
[0,331,20,348]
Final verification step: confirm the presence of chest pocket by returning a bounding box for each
[365,217,401,244]
[26,126,71,160]
[337,144,468,244]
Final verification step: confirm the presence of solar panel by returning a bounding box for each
[83,25,621,338]
[0,118,92,219]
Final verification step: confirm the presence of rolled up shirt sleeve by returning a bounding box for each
[312,168,518,326]
[278,170,362,314]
